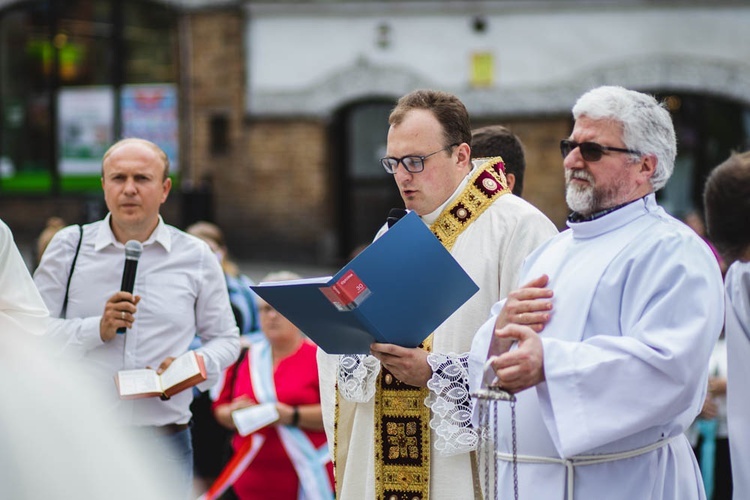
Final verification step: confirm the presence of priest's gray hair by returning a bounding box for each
[572,86,677,191]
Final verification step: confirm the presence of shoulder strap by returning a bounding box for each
[61,225,83,319]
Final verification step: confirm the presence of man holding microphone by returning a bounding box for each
[34,138,240,498]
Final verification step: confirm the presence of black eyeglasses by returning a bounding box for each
[560,139,641,162]
[381,144,459,174]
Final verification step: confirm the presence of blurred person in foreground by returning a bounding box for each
[317,89,557,499]
[207,271,334,500]
[469,85,725,500]
[0,218,48,335]
[33,138,240,499]
[471,124,526,197]
[1,207,172,500]
[0,327,178,499]
[704,150,750,500]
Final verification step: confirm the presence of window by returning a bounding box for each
[0,0,177,194]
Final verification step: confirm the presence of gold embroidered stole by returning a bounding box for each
[372,157,510,500]
[430,157,510,250]
[331,158,509,499]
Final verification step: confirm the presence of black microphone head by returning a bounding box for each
[124,240,143,261]
[387,208,408,228]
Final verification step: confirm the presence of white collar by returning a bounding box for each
[94,213,172,252]
[567,193,659,240]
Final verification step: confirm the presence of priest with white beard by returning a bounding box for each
[469,86,724,500]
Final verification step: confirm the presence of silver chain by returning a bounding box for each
[478,398,492,500]
[510,398,518,500]
[492,401,499,500]
[472,387,518,500]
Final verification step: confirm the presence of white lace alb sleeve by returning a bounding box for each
[337,354,381,402]
[426,352,477,456]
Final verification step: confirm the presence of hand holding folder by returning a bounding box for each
[251,212,479,354]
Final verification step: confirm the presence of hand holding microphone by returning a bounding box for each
[117,241,143,334]
[99,240,143,342]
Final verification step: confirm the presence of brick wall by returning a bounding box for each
[183,9,246,188]
[211,119,333,262]
[186,10,334,262]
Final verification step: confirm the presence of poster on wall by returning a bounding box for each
[121,84,179,170]
[58,86,114,174]
[470,51,494,88]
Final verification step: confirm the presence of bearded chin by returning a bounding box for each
[566,183,596,214]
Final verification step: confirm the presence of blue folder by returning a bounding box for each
[251,211,479,354]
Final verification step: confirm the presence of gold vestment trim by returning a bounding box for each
[430,157,510,252]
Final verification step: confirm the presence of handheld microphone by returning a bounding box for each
[387,208,407,228]
[117,240,143,334]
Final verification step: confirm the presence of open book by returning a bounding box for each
[115,350,206,400]
[251,211,479,354]
[231,403,280,436]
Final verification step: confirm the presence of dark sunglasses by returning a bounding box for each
[560,139,641,162]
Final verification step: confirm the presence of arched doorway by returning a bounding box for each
[330,98,402,263]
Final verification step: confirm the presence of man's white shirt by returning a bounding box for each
[34,214,239,426]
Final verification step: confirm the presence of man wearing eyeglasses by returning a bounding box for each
[468,86,724,500]
[318,89,557,500]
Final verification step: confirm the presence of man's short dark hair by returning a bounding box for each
[471,125,525,196]
[389,89,472,149]
[704,150,750,264]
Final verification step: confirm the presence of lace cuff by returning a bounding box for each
[426,352,477,456]
[338,355,381,402]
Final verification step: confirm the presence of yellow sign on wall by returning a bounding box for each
[471,51,494,88]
